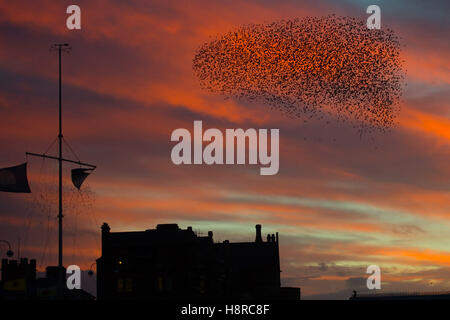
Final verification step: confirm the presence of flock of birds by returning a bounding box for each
[193,15,405,135]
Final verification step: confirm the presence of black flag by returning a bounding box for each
[71,168,93,190]
[0,162,31,193]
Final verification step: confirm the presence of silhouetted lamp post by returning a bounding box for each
[0,240,13,258]
[88,262,96,276]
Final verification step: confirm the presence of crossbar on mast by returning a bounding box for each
[26,152,97,169]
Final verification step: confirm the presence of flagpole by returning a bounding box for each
[53,43,70,299]
[25,43,96,299]
[58,44,64,299]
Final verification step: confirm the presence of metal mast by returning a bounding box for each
[26,43,96,299]
[56,43,70,298]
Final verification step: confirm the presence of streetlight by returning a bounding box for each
[88,262,96,276]
[0,240,13,258]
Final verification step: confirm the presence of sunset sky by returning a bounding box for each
[0,0,449,299]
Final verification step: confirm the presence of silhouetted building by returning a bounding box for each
[97,223,300,300]
[0,258,36,299]
[0,259,94,300]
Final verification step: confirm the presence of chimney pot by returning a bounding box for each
[101,223,110,233]
[255,224,262,243]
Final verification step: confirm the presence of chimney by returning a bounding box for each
[101,222,110,255]
[208,231,213,239]
[255,224,262,243]
[101,222,110,234]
